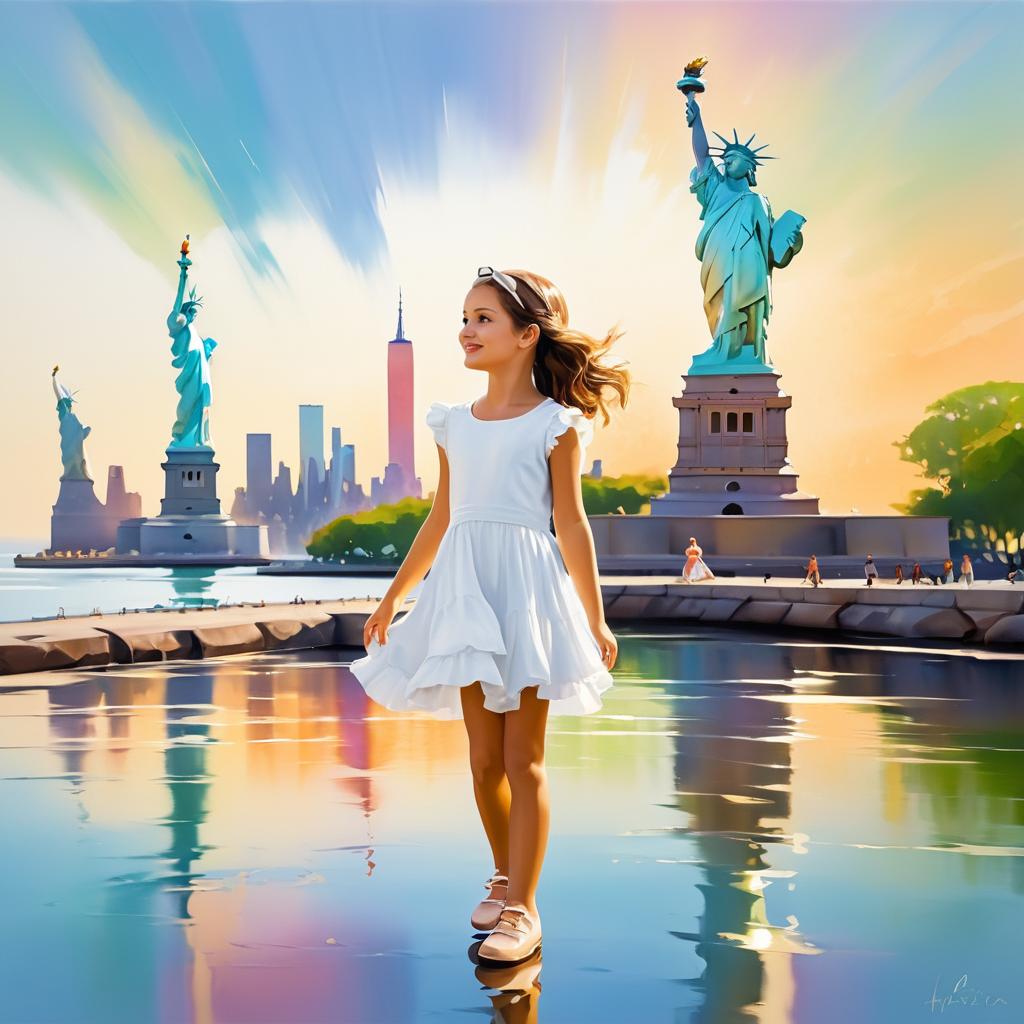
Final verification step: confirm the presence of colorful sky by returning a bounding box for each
[1,1,1021,539]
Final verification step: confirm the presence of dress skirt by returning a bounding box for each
[348,518,614,719]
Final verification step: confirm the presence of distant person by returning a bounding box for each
[864,553,879,587]
[942,557,954,584]
[911,562,922,585]
[802,554,821,588]
[894,563,904,585]
[960,553,974,587]
[1007,556,1024,584]
[680,536,715,583]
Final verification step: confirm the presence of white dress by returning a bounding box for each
[348,396,614,719]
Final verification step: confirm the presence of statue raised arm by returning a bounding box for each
[167,243,190,332]
[685,93,710,174]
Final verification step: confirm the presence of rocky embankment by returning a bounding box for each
[1,578,1021,682]
[600,578,1024,644]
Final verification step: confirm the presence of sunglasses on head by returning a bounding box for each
[474,266,548,317]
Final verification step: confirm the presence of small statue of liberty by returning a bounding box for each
[677,57,806,374]
[51,365,92,480]
[166,235,217,448]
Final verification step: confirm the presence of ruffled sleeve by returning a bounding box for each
[544,404,594,466]
[425,401,452,450]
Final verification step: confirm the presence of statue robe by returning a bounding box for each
[55,398,92,480]
[689,159,773,363]
[166,309,217,448]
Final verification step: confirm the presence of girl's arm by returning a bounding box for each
[549,427,605,629]
[378,445,451,608]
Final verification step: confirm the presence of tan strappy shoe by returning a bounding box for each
[477,903,542,964]
[470,869,509,931]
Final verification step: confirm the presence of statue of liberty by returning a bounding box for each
[166,236,217,448]
[677,58,806,374]
[51,365,92,480]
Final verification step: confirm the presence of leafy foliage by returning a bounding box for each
[581,473,667,515]
[306,496,429,562]
[893,381,1024,555]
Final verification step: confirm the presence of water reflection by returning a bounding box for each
[166,567,219,609]
[0,630,1021,1022]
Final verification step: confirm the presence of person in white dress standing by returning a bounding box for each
[349,265,630,966]
[680,536,715,583]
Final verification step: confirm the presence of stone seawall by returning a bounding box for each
[601,578,1024,645]
[0,600,381,679]
[1,578,1021,682]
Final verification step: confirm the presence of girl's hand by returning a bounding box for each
[592,619,618,671]
[363,596,399,648]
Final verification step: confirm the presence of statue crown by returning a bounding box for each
[709,129,777,167]
[181,284,204,312]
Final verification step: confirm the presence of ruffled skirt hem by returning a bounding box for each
[347,518,615,720]
[349,641,615,720]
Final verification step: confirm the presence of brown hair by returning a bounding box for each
[485,268,631,427]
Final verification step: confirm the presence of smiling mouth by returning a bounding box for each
[464,344,482,352]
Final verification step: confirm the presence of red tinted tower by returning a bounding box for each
[387,290,415,487]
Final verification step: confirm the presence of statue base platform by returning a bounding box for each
[50,477,119,554]
[604,357,951,573]
[117,514,269,559]
[651,370,821,516]
[589,513,951,575]
[114,444,268,558]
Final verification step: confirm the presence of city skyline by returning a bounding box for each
[1,2,1022,538]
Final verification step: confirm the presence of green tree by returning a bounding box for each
[893,381,1024,555]
[306,497,430,562]
[582,472,668,515]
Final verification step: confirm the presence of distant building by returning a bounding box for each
[104,465,142,520]
[246,433,273,514]
[298,404,325,490]
[377,291,423,503]
[228,292,436,556]
[50,464,141,554]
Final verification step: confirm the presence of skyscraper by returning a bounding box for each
[246,433,273,513]
[298,404,325,488]
[387,291,415,490]
[327,426,344,514]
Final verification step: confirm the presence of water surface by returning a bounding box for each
[1,627,1021,1022]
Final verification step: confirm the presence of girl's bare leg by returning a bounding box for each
[502,685,550,916]
[461,682,512,882]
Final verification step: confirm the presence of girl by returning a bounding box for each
[349,266,630,965]
[680,536,715,583]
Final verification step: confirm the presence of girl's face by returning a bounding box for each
[460,284,537,369]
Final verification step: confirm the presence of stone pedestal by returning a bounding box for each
[50,477,117,553]
[117,447,268,559]
[650,371,820,516]
[160,447,221,515]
